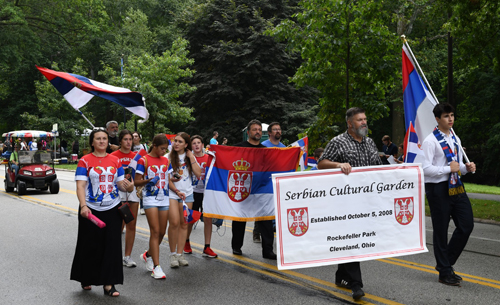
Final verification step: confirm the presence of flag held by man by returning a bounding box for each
[402,45,437,163]
[203,145,301,221]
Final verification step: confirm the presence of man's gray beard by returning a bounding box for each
[109,131,118,137]
[355,125,368,137]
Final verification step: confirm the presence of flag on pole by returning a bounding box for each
[203,145,301,221]
[290,137,308,171]
[128,149,148,176]
[402,45,437,163]
[36,66,149,122]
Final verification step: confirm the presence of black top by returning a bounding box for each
[106,135,120,153]
[234,141,265,148]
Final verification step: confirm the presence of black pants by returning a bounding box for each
[425,181,474,276]
[336,262,363,288]
[232,220,274,255]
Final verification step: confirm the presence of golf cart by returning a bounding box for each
[3,130,59,195]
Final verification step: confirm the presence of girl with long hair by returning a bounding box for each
[135,134,170,279]
[167,132,201,268]
[111,130,139,268]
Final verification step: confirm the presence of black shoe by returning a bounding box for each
[439,274,460,286]
[351,285,365,300]
[232,249,243,255]
[263,252,277,260]
[335,279,351,289]
[452,269,462,281]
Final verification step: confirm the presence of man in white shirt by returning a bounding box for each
[422,103,476,287]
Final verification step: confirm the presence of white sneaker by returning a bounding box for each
[140,251,154,271]
[151,265,166,279]
[170,254,179,268]
[123,256,137,268]
[140,208,145,215]
[177,254,189,266]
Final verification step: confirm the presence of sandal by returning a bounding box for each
[103,285,120,297]
[81,284,91,290]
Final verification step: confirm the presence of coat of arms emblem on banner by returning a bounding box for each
[394,197,414,225]
[228,158,252,202]
[287,207,308,236]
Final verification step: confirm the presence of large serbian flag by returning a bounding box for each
[203,145,301,221]
[290,136,308,171]
[402,44,437,163]
[36,66,149,122]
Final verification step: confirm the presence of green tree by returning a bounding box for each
[271,0,400,147]
[100,38,196,139]
[179,0,319,144]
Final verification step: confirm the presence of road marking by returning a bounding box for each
[3,187,500,300]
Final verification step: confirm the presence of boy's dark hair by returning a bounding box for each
[191,135,204,144]
[314,147,324,159]
[433,103,455,118]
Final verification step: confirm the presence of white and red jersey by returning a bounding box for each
[136,154,169,206]
[75,154,124,211]
[192,153,212,194]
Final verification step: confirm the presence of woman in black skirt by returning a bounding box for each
[71,128,133,297]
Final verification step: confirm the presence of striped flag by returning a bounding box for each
[290,137,308,171]
[203,145,301,221]
[36,66,149,122]
[402,45,437,163]
[128,149,148,176]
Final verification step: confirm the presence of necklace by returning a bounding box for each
[92,152,107,163]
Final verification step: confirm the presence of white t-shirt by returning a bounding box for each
[168,152,194,199]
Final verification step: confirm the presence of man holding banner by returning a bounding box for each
[422,103,476,286]
[317,107,381,301]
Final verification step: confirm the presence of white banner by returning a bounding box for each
[272,164,427,270]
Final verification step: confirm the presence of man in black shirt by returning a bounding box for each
[381,135,398,164]
[232,119,276,260]
[106,120,119,153]
[318,107,382,301]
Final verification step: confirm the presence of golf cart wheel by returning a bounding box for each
[50,179,60,194]
[17,180,27,195]
[4,179,14,192]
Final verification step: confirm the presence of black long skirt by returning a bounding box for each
[70,204,123,286]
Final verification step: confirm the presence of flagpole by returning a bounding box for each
[401,35,474,171]
[78,111,95,129]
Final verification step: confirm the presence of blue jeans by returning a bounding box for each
[11,164,19,176]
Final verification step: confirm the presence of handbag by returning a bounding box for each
[135,155,148,199]
[118,202,134,224]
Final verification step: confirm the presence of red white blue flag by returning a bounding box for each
[290,137,308,171]
[203,145,301,221]
[402,45,437,163]
[128,148,148,176]
[36,66,149,122]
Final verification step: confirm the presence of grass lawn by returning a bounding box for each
[55,163,78,170]
[425,198,500,222]
[464,183,500,195]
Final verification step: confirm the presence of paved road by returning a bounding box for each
[1,168,499,304]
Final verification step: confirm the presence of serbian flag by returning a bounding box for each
[36,66,149,122]
[290,137,308,171]
[203,145,301,221]
[307,157,317,168]
[402,45,437,163]
[128,148,148,176]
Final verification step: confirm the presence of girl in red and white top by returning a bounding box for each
[188,135,217,258]
[135,134,170,280]
[167,132,201,268]
[111,130,139,268]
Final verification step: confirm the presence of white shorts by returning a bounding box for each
[119,189,140,202]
